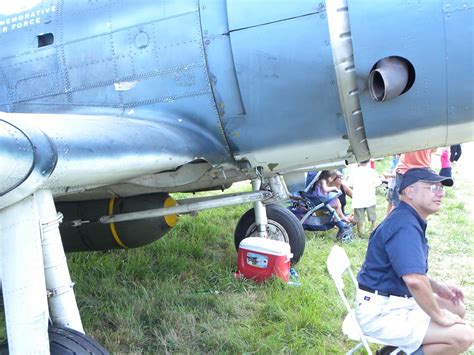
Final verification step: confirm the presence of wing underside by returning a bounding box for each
[0,112,232,208]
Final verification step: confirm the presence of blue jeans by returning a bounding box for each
[439,167,452,177]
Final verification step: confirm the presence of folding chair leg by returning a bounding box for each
[346,341,367,355]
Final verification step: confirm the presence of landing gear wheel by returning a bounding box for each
[0,326,109,354]
[234,204,306,263]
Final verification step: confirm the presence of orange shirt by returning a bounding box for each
[396,149,434,174]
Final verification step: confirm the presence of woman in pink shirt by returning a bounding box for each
[439,147,452,177]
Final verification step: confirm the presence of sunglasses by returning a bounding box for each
[414,184,444,193]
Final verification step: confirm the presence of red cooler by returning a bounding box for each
[237,237,293,282]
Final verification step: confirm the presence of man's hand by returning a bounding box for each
[431,280,465,305]
[447,285,465,304]
[403,274,466,327]
[434,309,466,327]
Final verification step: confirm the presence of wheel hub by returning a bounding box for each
[246,220,290,243]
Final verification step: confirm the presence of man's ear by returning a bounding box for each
[402,187,414,200]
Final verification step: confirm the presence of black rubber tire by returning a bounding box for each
[234,204,306,263]
[337,224,355,244]
[0,326,109,354]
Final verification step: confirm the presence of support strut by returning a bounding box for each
[36,189,84,333]
[251,178,268,238]
[0,190,84,353]
[0,195,50,354]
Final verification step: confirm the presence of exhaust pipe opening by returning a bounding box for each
[369,71,386,102]
[368,56,415,102]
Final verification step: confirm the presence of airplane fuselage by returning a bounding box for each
[0,0,473,200]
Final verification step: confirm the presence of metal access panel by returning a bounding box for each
[0,1,61,106]
[224,3,349,172]
[62,1,208,108]
[200,0,245,120]
[348,0,448,155]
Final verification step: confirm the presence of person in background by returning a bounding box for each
[383,154,400,215]
[450,144,462,163]
[392,148,437,210]
[329,170,353,217]
[313,170,350,223]
[439,147,452,177]
[355,168,473,354]
[347,160,381,236]
[390,154,400,172]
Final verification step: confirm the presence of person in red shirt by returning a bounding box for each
[391,148,437,209]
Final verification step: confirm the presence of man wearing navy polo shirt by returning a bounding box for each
[355,168,473,354]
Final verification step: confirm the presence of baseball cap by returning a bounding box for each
[399,168,453,193]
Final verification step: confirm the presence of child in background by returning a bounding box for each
[439,147,452,177]
[347,160,381,236]
[313,170,350,223]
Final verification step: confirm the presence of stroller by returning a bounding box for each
[288,171,354,243]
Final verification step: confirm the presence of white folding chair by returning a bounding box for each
[327,245,401,355]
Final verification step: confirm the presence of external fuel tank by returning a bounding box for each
[57,193,177,252]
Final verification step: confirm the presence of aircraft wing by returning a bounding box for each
[0,112,230,208]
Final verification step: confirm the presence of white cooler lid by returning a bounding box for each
[239,237,292,257]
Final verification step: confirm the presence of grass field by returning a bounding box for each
[1,150,473,353]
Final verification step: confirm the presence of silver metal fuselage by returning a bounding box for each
[0,0,473,205]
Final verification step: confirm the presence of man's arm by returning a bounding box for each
[341,182,353,198]
[402,273,465,327]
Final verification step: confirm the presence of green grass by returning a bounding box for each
[1,158,473,353]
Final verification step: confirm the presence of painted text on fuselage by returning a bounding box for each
[1,6,56,33]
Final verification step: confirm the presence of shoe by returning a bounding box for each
[376,345,402,355]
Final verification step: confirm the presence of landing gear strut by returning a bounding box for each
[0,190,107,353]
[234,174,306,263]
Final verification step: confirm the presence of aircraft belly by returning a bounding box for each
[348,0,474,156]
[234,140,351,175]
[223,11,350,172]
